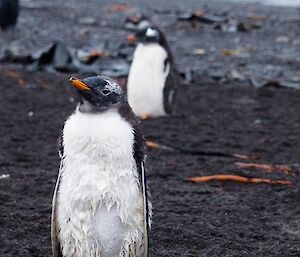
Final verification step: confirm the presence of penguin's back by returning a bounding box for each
[127,43,169,117]
[57,109,145,257]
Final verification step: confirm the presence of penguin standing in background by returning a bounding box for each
[127,27,180,119]
[0,0,19,30]
[51,76,151,257]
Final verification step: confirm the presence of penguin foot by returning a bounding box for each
[126,34,138,43]
[235,162,294,176]
[140,113,152,120]
[186,175,292,186]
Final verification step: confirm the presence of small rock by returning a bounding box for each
[52,42,72,71]
[79,17,97,25]
[229,69,245,81]
[193,49,206,55]
[79,28,91,36]
[0,174,10,179]
[208,69,227,82]
[254,119,261,124]
[124,12,150,31]
[276,36,290,43]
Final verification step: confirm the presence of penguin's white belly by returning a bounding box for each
[57,109,144,257]
[91,206,127,257]
[127,43,169,117]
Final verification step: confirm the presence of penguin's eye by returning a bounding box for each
[101,89,111,96]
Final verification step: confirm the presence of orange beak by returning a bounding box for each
[69,77,91,91]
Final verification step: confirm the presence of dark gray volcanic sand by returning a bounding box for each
[1,0,300,257]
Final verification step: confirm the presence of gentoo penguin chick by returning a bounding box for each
[0,0,19,30]
[127,27,180,119]
[51,76,151,257]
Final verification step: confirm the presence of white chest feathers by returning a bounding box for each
[57,109,145,257]
[127,43,170,117]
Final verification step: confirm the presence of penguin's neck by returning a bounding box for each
[63,108,136,175]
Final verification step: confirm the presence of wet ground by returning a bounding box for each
[1,0,300,256]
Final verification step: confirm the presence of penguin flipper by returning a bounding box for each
[119,102,151,256]
[163,62,179,115]
[51,166,63,257]
[140,161,150,257]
